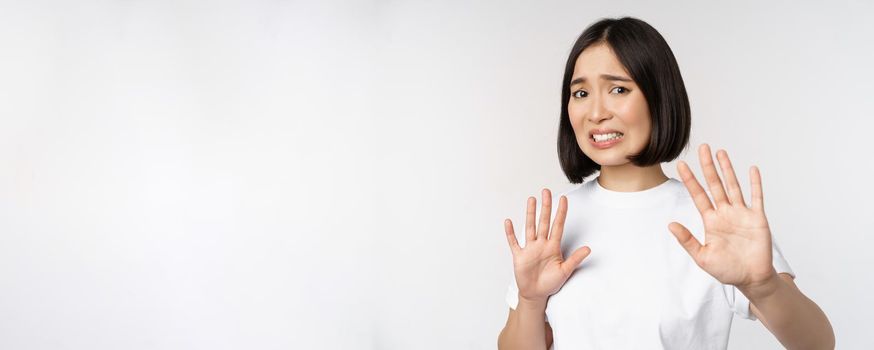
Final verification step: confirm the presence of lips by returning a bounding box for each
[588,128,624,139]
[589,132,623,149]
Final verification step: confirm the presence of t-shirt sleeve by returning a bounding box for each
[506,274,521,309]
[724,235,795,321]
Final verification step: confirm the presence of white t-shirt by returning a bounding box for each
[505,176,794,349]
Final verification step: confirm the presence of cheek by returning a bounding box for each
[613,99,639,117]
[620,98,651,135]
[569,121,583,141]
[634,117,652,140]
[567,104,585,131]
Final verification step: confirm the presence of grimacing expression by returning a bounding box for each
[568,43,652,166]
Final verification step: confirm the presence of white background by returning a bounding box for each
[1,0,872,349]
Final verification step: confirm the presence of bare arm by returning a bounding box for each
[669,145,834,349]
[497,300,553,350]
[746,273,835,349]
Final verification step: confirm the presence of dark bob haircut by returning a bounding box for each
[558,17,691,184]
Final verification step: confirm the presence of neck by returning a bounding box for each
[597,162,669,192]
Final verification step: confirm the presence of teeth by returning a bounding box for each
[593,132,623,142]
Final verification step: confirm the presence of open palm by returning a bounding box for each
[668,144,777,290]
[504,189,592,303]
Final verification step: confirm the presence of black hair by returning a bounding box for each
[557,17,691,184]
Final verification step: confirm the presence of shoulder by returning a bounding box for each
[669,177,716,207]
[560,180,592,199]
[663,178,707,224]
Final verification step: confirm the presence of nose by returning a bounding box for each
[587,96,612,124]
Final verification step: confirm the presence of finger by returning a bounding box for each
[668,222,702,262]
[716,149,747,207]
[677,160,714,213]
[537,189,552,240]
[698,143,730,208]
[525,196,537,242]
[562,246,592,275]
[750,165,765,211]
[504,218,521,256]
[548,195,568,242]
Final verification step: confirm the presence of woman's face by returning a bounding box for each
[568,43,652,166]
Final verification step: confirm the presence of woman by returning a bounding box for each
[497,17,834,349]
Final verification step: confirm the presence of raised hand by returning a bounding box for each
[668,144,777,294]
[504,188,592,304]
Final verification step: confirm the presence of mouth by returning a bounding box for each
[588,131,624,149]
[589,131,624,142]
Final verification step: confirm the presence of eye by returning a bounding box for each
[572,90,588,98]
[610,86,629,94]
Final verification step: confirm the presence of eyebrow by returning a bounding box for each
[570,74,633,86]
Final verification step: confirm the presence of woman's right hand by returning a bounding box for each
[504,188,592,304]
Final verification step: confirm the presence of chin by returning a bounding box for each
[582,150,631,167]
[592,158,629,167]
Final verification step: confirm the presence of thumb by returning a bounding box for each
[668,222,702,261]
[562,246,592,275]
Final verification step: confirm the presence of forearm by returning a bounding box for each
[741,274,835,350]
[498,297,549,350]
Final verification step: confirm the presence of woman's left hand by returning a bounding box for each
[668,144,777,294]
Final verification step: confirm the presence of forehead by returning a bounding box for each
[573,43,630,77]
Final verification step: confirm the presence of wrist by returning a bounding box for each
[517,295,548,310]
[738,270,783,302]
